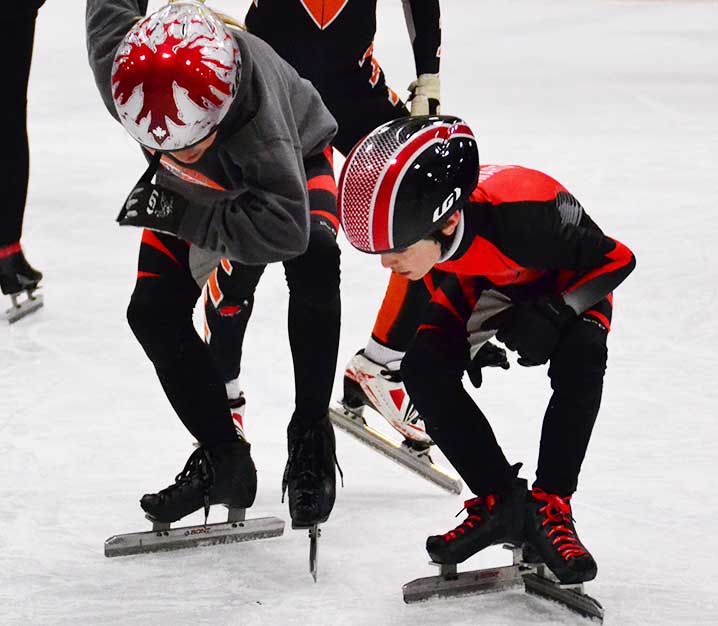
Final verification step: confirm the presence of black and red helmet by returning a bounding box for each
[338,115,479,253]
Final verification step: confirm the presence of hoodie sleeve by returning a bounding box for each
[175,137,310,265]
[86,0,147,120]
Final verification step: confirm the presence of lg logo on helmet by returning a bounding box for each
[432,188,461,222]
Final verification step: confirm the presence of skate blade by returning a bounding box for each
[403,562,526,603]
[104,515,285,557]
[523,572,604,622]
[6,291,43,323]
[309,524,321,582]
[328,404,463,495]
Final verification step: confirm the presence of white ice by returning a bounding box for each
[1,1,717,625]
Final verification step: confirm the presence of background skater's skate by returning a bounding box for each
[104,440,284,557]
[0,245,43,323]
[330,351,462,494]
[282,417,341,580]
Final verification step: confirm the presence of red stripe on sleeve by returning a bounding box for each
[563,239,633,295]
[584,309,611,331]
[307,174,337,195]
[0,242,21,259]
[311,210,340,233]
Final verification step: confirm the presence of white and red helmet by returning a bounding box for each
[111,1,240,151]
[338,116,479,253]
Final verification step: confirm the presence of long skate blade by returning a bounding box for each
[328,404,462,495]
[402,563,525,603]
[309,524,320,582]
[6,292,43,323]
[523,573,604,622]
[104,515,285,557]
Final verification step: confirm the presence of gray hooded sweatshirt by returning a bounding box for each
[86,0,337,265]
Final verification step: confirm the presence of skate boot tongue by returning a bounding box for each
[527,487,597,583]
[141,447,215,524]
[531,489,588,560]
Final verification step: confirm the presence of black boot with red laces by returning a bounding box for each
[525,487,597,584]
[426,476,527,564]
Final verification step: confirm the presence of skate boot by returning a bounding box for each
[343,350,433,449]
[0,245,42,295]
[426,476,528,564]
[525,487,597,584]
[140,439,257,524]
[282,417,342,529]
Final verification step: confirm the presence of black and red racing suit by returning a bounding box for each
[401,164,636,497]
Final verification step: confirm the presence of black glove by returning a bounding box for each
[486,296,577,367]
[466,341,510,388]
[117,181,188,236]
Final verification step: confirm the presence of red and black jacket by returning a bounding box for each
[431,164,635,326]
[245,0,441,89]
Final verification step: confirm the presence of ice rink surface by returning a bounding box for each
[2,1,717,624]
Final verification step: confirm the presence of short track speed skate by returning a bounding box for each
[331,352,462,494]
[402,543,604,622]
[105,440,284,556]
[283,417,340,580]
[0,246,43,323]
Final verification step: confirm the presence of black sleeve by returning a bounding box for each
[495,198,636,314]
[402,0,441,75]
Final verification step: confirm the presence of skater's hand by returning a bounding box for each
[465,341,510,388]
[117,182,188,236]
[408,73,441,116]
[485,296,576,367]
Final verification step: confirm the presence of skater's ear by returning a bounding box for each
[440,211,461,236]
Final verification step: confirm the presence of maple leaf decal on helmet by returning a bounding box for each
[111,2,241,151]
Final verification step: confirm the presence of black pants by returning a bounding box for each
[0,12,36,246]
[204,223,341,425]
[126,232,237,445]
[402,310,609,497]
[204,149,341,427]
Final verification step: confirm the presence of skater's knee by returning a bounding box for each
[550,321,608,388]
[126,291,189,355]
[402,330,467,405]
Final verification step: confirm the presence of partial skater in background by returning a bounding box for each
[207,1,506,466]
[0,1,46,321]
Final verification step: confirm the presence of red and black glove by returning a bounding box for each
[486,296,577,366]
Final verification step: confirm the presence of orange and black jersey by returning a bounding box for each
[435,165,636,317]
[245,0,441,87]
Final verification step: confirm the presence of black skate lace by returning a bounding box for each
[161,447,215,523]
[281,428,343,505]
[532,488,588,560]
[379,367,401,383]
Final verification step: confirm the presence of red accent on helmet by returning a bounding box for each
[111,2,240,151]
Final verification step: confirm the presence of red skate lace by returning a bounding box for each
[532,488,588,560]
[442,495,497,542]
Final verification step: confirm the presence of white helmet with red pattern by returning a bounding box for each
[111,1,240,151]
[338,116,479,253]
